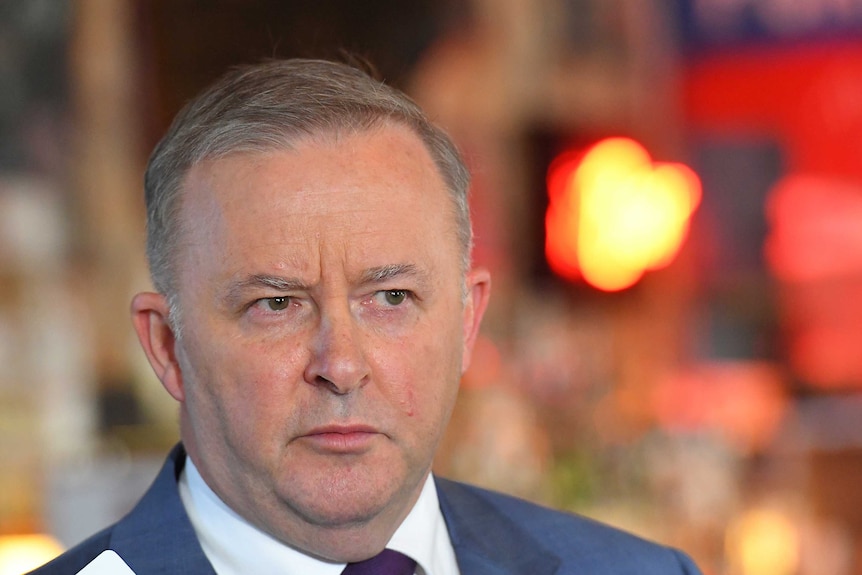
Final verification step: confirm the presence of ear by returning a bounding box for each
[130,292,185,402]
[461,267,491,373]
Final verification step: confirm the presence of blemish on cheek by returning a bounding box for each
[401,387,416,417]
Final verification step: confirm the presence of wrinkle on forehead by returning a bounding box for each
[174,124,463,301]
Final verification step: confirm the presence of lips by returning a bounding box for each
[301,424,382,453]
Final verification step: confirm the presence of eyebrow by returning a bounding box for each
[359,263,427,285]
[222,264,429,303]
[222,274,310,306]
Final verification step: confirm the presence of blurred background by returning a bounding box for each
[3,1,862,573]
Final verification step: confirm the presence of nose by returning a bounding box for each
[303,303,370,394]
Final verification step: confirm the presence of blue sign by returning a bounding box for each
[674,0,862,51]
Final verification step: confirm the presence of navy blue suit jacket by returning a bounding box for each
[30,445,702,574]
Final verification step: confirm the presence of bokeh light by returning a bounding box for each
[726,507,799,575]
[0,534,64,575]
[545,138,701,291]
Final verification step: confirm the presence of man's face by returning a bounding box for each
[133,123,489,560]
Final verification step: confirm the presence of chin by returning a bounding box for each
[278,468,410,528]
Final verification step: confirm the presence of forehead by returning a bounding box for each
[176,125,461,283]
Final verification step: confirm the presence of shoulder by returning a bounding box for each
[26,529,114,575]
[436,478,702,574]
[27,445,209,575]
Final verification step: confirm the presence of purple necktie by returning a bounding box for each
[341,549,416,575]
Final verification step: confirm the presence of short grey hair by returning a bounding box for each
[143,58,473,309]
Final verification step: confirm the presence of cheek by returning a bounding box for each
[377,325,463,425]
[183,336,307,440]
[231,343,307,413]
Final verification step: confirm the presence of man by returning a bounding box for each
[31,59,702,574]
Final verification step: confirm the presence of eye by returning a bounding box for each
[373,289,410,306]
[383,290,407,305]
[260,296,291,311]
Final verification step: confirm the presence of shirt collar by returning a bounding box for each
[385,471,459,575]
[179,457,459,575]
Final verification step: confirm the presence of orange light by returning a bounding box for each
[0,534,64,575]
[726,507,799,575]
[545,138,701,291]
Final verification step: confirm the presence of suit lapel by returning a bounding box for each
[107,445,216,575]
[436,478,561,575]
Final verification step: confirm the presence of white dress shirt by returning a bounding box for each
[178,457,460,575]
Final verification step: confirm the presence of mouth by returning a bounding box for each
[300,424,383,454]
